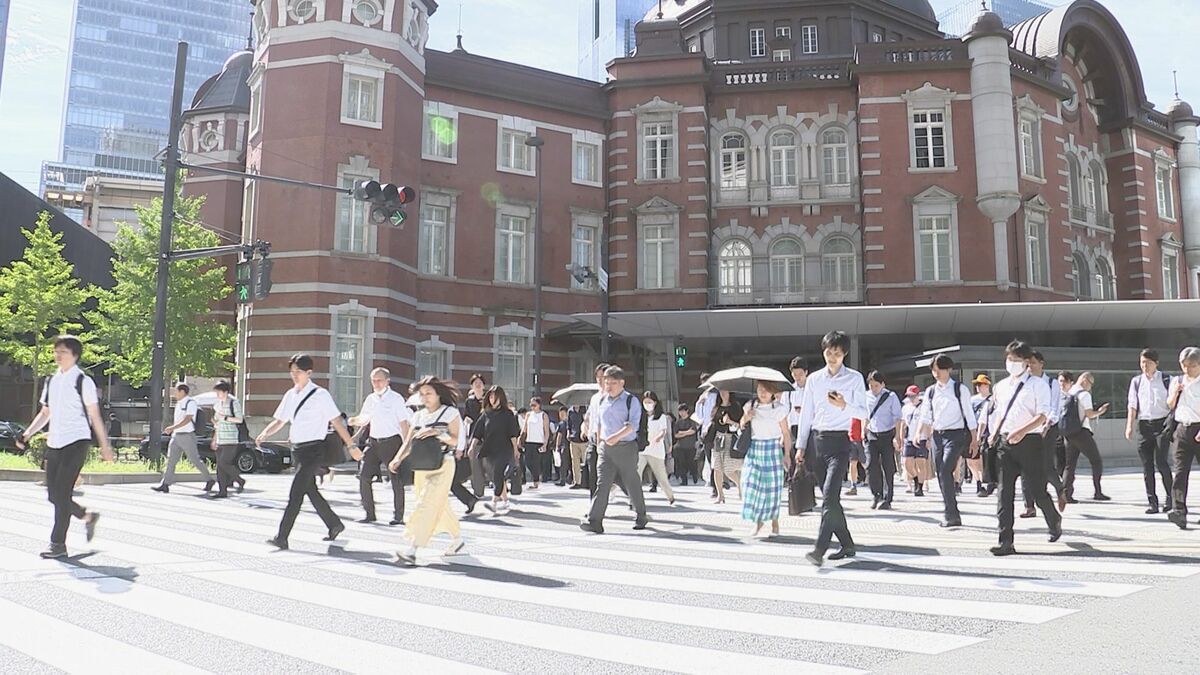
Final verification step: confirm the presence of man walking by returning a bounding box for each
[988,341,1062,556]
[153,383,214,494]
[257,354,362,549]
[17,336,114,559]
[566,404,587,489]
[1062,372,1111,503]
[1020,351,1066,517]
[798,331,868,566]
[673,403,700,485]
[1125,349,1175,514]
[1167,347,1200,529]
[693,373,720,495]
[461,374,488,498]
[348,368,412,525]
[919,354,979,528]
[581,366,647,534]
[865,370,902,510]
[582,363,610,495]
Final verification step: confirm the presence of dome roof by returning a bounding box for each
[964,10,1007,39]
[186,50,252,116]
[1167,97,1196,122]
[643,0,936,23]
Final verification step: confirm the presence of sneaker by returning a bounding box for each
[805,550,824,567]
[84,512,100,542]
[396,548,418,566]
[444,539,465,556]
[846,486,858,496]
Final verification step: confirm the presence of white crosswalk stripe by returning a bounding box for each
[0,471,1197,673]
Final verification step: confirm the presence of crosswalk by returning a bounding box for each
[0,470,1197,673]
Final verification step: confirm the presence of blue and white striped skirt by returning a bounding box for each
[741,437,785,523]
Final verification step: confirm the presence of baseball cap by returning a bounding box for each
[972,374,992,386]
[905,385,920,397]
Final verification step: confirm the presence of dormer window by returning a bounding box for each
[353,0,382,27]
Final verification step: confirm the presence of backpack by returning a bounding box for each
[42,372,96,438]
[191,403,210,433]
[1133,372,1171,417]
[1060,391,1084,437]
[623,392,649,449]
[927,379,969,430]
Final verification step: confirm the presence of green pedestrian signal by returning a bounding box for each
[674,346,687,368]
[235,261,255,304]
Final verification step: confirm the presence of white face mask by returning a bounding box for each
[1005,360,1028,377]
[643,403,655,412]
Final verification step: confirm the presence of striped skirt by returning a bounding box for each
[741,438,785,523]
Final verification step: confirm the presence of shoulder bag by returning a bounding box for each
[408,407,452,471]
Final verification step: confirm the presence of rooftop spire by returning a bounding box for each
[246,8,254,50]
[657,0,664,20]
[1174,70,1180,99]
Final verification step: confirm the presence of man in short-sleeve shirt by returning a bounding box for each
[349,367,412,525]
[154,382,214,493]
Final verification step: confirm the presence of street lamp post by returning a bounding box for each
[525,135,545,401]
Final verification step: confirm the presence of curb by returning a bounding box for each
[0,469,206,485]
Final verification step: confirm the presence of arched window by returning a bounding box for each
[1071,254,1090,299]
[719,134,747,190]
[821,128,850,185]
[1089,161,1107,224]
[821,236,856,293]
[718,239,753,296]
[769,238,804,295]
[1067,155,1084,218]
[1094,257,1115,300]
[769,130,797,187]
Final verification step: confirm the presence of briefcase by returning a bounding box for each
[788,469,817,515]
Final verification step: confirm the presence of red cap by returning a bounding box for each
[905,385,921,397]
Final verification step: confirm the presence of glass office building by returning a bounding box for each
[937,0,1054,38]
[0,0,10,98]
[577,0,659,82]
[43,0,247,218]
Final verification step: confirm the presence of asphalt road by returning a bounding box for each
[0,468,1197,674]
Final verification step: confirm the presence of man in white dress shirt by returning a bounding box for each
[919,354,979,528]
[1020,351,1067,518]
[988,341,1062,556]
[257,353,362,549]
[784,357,810,472]
[1167,347,1200,529]
[693,372,720,495]
[582,363,610,495]
[17,336,114,559]
[1125,348,1175,514]
[796,331,868,566]
[349,368,413,525]
[865,370,903,510]
[153,382,214,494]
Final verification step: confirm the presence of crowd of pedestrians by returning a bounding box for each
[15,334,1200,567]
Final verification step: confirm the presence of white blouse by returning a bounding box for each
[746,400,788,440]
[643,414,671,459]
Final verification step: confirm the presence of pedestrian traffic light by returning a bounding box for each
[675,345,687,368]
[234,260,254,304]
[253,257,273,301]
[354,180,416,228]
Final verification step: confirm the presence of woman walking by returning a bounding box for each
[210,380,247,498]
[470,386,522,515]
[704,389,743,503]
[391,377,465,565]
[739,381,792,537]
[638,391,676,505]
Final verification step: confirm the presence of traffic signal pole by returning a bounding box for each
[146,42,189,463]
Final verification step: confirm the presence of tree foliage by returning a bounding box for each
[88,192,235,387]
[0,211,96,408]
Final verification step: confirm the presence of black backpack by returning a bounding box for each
[1060,392,1084,437]
[623,392,649,449]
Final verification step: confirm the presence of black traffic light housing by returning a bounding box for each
[354,180,416,227]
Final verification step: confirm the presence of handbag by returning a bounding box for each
[788,468,817,515]
[981,380,1027,484]
[713,430,735,454]
[732,427,751,460]
[408,407,451,471]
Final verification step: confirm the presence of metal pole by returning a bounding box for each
[533,141,544,400]
[147,42,188,458]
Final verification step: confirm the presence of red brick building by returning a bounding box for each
[182,0,1200,421]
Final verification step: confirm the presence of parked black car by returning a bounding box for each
[0,421,28,453]
[139,435,291,474]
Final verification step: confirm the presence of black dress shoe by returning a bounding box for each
[579,521,604,534]
[633,519,648,530]
[84,512,100,542]
[1093,493,1112,501]
[1146,505,1160,514]
[358,517,377,523]
[805,551,824,567]
[203,480,215,492]
[151,485,169,493]
[990,545,1017,556]
[1048,526,1063,543]
[1019,509,1036,519]
[1168,510,1188,530]
[208,493,229,499]
[871,498,881,510]
[40,544,68,559]
[323,525,345,541]
[1065,496,1079,504]
[939,521,962,528]
[466,499,479,515]
[877,501,893,511]
[267,537,288,549]
[828,547,857,560]
[236,479,246,493]
[389,519,404,526]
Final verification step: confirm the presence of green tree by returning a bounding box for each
[0,211,96,413]
[88,192,235,399]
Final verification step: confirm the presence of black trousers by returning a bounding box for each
[585,441,599,495]
[215,443,242,495]
[523,442,545,483]
[996,434,1061,547]
[278,443,343,541]
[1064,429,1104,497]
[1024,425,1066,510]
[450,453,476,507]
[490,451,514,498]
[46,440,89,545]
[1172,424,1200,515]
[865,430,897,504]
[1137,418,1174,509]
[674,444,698,484]
[360,436,404,521]
[814,432,854,555]
[932,429,968,523]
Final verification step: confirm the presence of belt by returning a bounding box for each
[814,430,849,436]
[292,439,326,450]
[368,434,402,441]
[933,428,969,435]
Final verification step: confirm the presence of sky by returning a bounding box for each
[0,0,1195,194]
